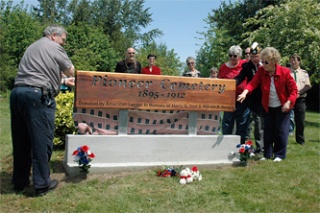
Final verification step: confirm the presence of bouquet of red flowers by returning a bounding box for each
[156,166,182,178]
[72,145,95,173]
[236,141,255,166]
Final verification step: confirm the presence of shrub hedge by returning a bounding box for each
[54,91,76,146]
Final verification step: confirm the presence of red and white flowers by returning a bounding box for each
[72,145,95,173]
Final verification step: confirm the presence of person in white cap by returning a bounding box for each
[234,42,264,154]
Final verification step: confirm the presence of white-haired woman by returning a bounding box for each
[183,56,202,78]
[218,45,249,144]
[237,47,297,161]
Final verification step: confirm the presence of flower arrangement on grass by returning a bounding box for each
[72,145,95,173]
[236,140,255,166]
[156,166,182,178]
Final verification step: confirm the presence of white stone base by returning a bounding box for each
[63,135,240,176]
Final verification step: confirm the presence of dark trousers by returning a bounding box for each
[264,107,290,159]
[10,86,55,189]
[293,98,306,144]
[252,105,264,153]
[222,102,251,144]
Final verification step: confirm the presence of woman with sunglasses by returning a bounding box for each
[218,45,250,145]
[183,57,202,77]
[237,47,297,162]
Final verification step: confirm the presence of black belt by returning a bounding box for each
[15,84,56,99]
[15,84,42,90]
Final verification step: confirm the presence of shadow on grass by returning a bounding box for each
[50,159,88,183]
[0,170,34,197]
[305,120,320,128]
[0,170,13,195]
[0,158,87,197]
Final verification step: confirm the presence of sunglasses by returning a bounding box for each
[229,54,238,58]
[187,62,194,65]
[245,52,250,55]
[261,60,269,65]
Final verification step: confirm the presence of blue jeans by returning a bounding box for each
[10,86,56,189]
[222,102,251,144]
[289,110,295,133]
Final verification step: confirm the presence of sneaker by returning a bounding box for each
[260,157,267,161]
[35,179,58,197]
[273,157,282,162]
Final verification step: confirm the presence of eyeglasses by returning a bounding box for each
[261,60,269,65]
[245,52,250,55]
[128,52,135,55]
[58,35,66,45]
[229,54,238,58]
[187,62,194,65]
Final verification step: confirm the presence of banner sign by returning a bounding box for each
[75,71,236,112]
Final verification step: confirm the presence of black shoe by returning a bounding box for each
[35,179,58,197]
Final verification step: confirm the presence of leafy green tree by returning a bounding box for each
[65,23,118,71]
[0,0,43,91]
[90,0,162,55]
[32,0,70,24]
[29,0,164,65]
[243,0,320,84]
[67,0,93,25]
[196,0,272,77]
[207,0,274,48]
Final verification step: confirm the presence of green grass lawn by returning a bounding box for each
[1,96,319,213]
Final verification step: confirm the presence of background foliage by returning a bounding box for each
[196,0,319,111]
[0,0,181,92]
[0,0,319,142]
[54,91,76,146]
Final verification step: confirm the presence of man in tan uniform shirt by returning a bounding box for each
[290,54,312,145]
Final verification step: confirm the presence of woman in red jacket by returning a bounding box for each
[142,54,162,75]
[237,47,297,162]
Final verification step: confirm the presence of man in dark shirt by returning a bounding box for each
[235,42,264,154]
[115,47,141,74]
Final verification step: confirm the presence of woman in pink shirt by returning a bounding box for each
[237,47,297,162]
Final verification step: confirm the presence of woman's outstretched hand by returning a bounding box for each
[237,89,249,103]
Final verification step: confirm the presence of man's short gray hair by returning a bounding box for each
[43,24,67,37]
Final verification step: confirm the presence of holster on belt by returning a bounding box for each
[41,87,55,102]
